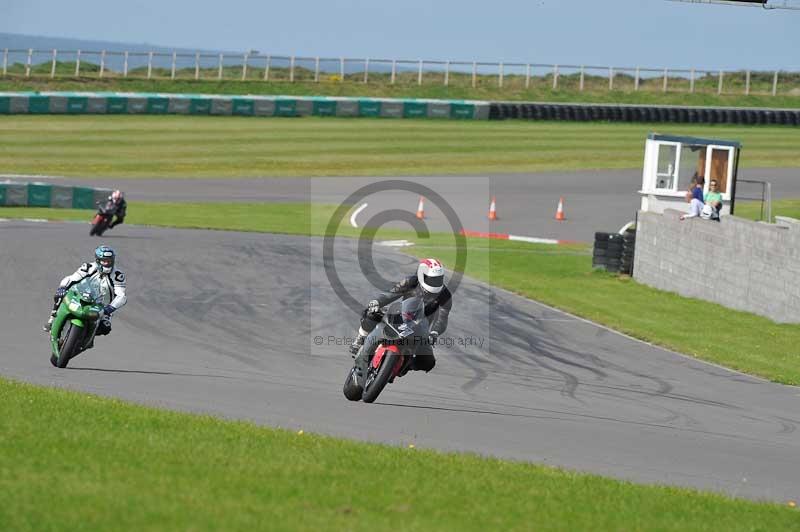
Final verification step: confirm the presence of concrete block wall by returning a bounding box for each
[633,209,800,323]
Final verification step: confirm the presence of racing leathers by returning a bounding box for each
[352,275,452,374]
[44,262,127,334]
[109,197,127,228]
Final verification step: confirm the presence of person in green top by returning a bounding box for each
[705,179,723,213]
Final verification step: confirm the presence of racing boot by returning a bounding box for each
[42,311,56,333]
[349,328,368,357]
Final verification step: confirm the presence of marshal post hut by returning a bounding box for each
[639,133,741,215]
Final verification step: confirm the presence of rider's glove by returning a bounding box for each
[103,305,116,316]
[55,287,67,299]
[428,331,439,346]
[367,299,380,314]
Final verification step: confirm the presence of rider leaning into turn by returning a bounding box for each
[350,258,452,374]
[108,190,127,229]
[43,245,128,335]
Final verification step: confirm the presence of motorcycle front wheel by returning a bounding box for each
[57,322,83,368]
[361,353,400,404]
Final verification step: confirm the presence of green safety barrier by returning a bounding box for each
[0,92,487,120]
[0,182,111,209]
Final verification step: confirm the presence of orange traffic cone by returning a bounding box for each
[555,197,565,221]
[416,196,425,220]
[488,196,498,221]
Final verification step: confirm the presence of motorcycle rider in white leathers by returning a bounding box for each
[43,245,127,336]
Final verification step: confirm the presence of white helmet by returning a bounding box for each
[417,258,444,294]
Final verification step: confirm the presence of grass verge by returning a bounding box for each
[3,202,799,384]
[1,116,800,177]
[1,377,797,532]
[736,198,800,222]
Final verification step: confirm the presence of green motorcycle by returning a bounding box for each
[49,278,106,368]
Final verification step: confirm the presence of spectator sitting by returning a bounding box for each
[681,175,705,220]
[705,179,723,214]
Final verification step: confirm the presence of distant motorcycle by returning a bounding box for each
[89,200,118,237]
[343,297,429,403]
[49,277,106,368]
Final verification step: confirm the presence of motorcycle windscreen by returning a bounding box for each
[74,277,104,304]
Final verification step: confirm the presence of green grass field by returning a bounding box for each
[1,116,799,177]
[2,201,799,384]
[1,377,797,532]
[4,75,800,108]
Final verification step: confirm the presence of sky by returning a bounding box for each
[2,0,799,71]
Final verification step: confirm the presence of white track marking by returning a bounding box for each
[349,202,368,228]
[508,235,560,245]
[0,174,67,180]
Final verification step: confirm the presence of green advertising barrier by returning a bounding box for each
[27,184,52,207]
[274,99,297,117]
[313,100,337,116]
[0,183,6,206]
[72,187,96,209]
[232,98,255,116]
[0,92,491,120]
[4,183,27,206]
[28,95,50,114]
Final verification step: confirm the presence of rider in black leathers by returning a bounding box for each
[350,258,452,374]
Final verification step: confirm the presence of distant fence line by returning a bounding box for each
[2,48,799,96]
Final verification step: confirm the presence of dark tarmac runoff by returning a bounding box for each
[6,167,798,242]
[2,220,800,502]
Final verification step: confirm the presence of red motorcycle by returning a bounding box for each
[89,200,118,237]
[343,297,427,403]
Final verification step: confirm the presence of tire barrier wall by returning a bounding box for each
[592,228,637,275]
[0,182,111,209]
[0,92,490,120]
[489,102,800,126]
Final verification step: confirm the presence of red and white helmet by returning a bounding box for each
[417,258,444,294]
[111,190,123,203]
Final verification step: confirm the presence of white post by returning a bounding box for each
[745,70,750,95]
[339,57,344,81]
[314,56,319,82]
[264,55,271,81]
[444,60,449,86]
[417,59,423,85]
[99,50,106,78]
[123,51,129,77]
[580,66,585,91]
[242,53,249,80]
[498,62,503,88]
[634,67,640,91]
[690,68,695,93]
[662,68,668,92]
[194,52,200,80]
[51,49,57,78]
[472,61,477,88]
[147,51,153,79]
[171,52,176,79]
[25,48,32,77]
[525,64,531,89]
[718,70,723,95]
[289,55,295,82]
[363,58,369,83]
[609,66,613,91]
[218,53,223,80]
[552,64,559,90]
[391,59,396,84]
[772,71,779,96]
[75,50,81,76]
[2,48,7,76]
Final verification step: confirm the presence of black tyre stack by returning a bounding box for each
[620,228,636,275]
[592,232,623,272]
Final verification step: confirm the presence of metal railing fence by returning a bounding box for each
[2,48,799,96]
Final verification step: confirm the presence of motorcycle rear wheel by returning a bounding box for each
[342,367,363,401]
[362,353,399,404]
[57,322,83,368]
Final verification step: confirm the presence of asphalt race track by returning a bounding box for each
[7,167,798,242]
[2,219,800,502]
